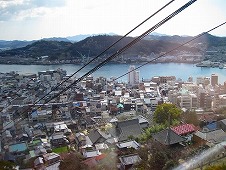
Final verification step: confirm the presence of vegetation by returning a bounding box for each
[135,140,179,170]
[52,146,68,154]
[0,160,16,170]
[153,103,182,125]
[204,163,226,170]
[0,35,200,61]
[138,124,166,142]
[59,152,87,170]
[181,110,199,126]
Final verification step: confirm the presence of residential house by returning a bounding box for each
[116,140,140,150]
[50,132,69,147]
[153,128,185,146]
[87,129,110,145]
[43,153,61,166]
[75,132,86,149]
[133,115,149,129]
[193,129,226,145]
[119,154,141,170]
[115,119,143,142]
[217,119,226,131]
[83,150,102,158]
[171,124,196,136]
[171,123,196,142]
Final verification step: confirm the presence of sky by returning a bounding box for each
[0,0,226,40]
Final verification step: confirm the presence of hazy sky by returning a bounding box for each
[0,0,226,40]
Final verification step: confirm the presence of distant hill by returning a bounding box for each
[41,37,70,42]
[0,33,117,50]
[144,33,226,50]
[67,35,199,58]
[0,35,201,61]
[66,33,117,42]
[0,40,35,50]
[0,40,73,60]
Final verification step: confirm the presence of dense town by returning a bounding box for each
[1,66,226,170]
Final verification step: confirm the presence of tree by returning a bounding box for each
[0,161,16,170]
[138,124,166,143]
[153,103,181,125]
[135,140,178,170]
[204,164,226,170]
[59,152,87,170]
[181,111,199,126]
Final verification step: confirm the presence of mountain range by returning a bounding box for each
[0,33,225,63]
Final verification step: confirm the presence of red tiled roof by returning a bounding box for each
[95,153,107,161]
[171,124,196,135]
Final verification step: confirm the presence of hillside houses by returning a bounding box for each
[1,69,226,169]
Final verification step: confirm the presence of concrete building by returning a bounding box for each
[198,92,212,110]
[196,77,204,85]
[128,65,139,86]
[211,74,218,87]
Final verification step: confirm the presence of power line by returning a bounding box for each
[34,0,176,104]
[1,0,177,131]
[44,0,197,105]
[114,21,226,81]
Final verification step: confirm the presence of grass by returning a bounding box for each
[52,146,68,154]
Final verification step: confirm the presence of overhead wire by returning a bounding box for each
[34,0,176,104]
[114,21,226,81]
[43,0,198,105]
[3,20,226,133]
[1,0,177,131]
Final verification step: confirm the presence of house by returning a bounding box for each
[193,129,226,144]
[133,115,149,129]
[34,157,44,170]
[87,129,110,145]
[153,128,185,146]
[50,132,69,147]
[83,150,102,158]
[43,153,61,166]
[203,121,217,131]
[95,143,109,151]
[81,153,107,169]
[119,154,141,170]
[53,122,68,132]
[18,133,30,142]
[171,124,196,136]
[217,119,226,131]
[75,132,87,148]
[116,119,143,142]
[8,142,28,155]
[34,153,61,169]
[116,140,140,150]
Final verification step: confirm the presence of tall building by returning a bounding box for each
[224,81,226,93]
[196,77,204,85]
[204,77,210,86]
[128,65,139,86]
[187,76,193,82]
[211,74,218,87]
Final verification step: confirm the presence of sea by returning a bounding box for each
[1,63,226,84]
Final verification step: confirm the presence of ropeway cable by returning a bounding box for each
[113,21,226,82]
[34,0,176,104]
[3,20,225,134]
[43,0,197,105]
[0,0,177,131]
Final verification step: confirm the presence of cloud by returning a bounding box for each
[0,0,66,21]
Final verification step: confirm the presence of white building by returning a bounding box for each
[128,65,139,86]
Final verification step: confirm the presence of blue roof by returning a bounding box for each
[9,142,28,153]
[206,122,217,131]
[31,110,38,118]
[73,102,80,107]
